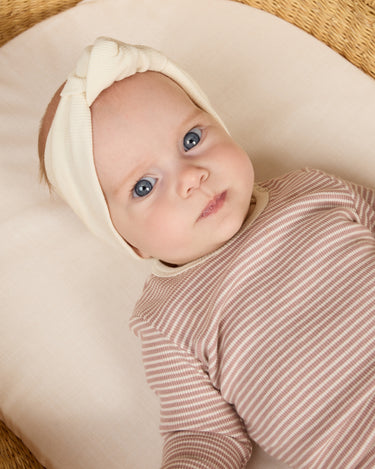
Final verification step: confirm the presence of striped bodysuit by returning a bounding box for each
[130,168,375,469]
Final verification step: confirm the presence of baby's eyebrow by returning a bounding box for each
[180,106,204,130]
[112,162,147,197]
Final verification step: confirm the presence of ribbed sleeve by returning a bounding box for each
[130,324,252,468]
[344,178,375,233]
[162,432,250,468]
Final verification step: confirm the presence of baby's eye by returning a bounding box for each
[132,176,157,198]
[183,127,202,151]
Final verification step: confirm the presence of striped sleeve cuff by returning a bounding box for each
[161,431,252,469]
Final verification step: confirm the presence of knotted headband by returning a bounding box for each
[44,37,227,258]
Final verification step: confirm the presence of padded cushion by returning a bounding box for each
[0,0,374,467]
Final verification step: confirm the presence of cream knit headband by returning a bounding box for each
[44,37,226,258]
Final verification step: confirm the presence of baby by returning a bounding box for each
[39,37,375,468]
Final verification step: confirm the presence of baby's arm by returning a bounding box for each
[136,324,252,468]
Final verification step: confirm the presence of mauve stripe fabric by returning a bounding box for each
[130,169,375,468]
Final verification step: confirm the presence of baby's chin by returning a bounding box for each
[135,204,252,266]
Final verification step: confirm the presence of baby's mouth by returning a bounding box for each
[199,191,227,219]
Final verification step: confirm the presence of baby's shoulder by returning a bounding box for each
[259,167,347,198]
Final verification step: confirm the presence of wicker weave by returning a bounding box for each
[0,0,81,46]
[236,0,375,80]
[0,420,45,469]
[0,0,374,467]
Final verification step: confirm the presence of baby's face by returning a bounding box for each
[91,71,254,265]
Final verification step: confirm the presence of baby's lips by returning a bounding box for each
[200,191,227,219]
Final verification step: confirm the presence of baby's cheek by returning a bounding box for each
[156,217,186,245]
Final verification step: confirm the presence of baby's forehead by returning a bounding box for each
[92,71,191,110]
[91,71,201,143]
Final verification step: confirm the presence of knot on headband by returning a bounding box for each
[61,40,168,105]
[44,37,226,258]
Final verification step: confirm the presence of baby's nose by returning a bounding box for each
[177,165,209,198]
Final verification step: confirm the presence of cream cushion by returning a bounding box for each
[0,0,374,468]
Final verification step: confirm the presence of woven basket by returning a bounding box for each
[0,0,374,467]
[0,420,45,469]
[236,0,375,80]
[0,0,81,47]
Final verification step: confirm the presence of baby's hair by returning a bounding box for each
[38,82,66,191]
